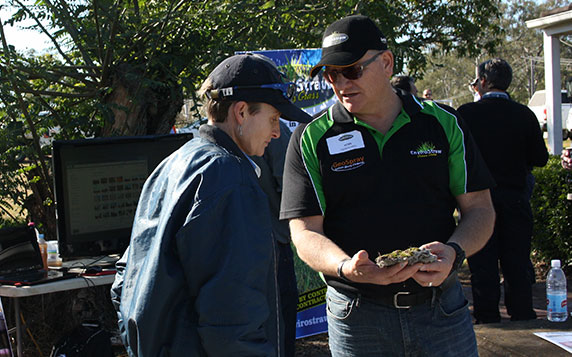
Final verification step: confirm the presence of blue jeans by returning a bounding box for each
[326,282,478,357]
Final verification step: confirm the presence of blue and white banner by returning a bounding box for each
[295,286,328,339]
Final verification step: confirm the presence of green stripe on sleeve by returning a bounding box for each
[422,102,468,196]
[300,110,334,214]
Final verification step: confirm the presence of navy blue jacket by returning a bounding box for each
[111,125,280,356]
[458,95,548,191]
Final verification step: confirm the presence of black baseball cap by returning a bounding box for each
[310,15,388,78]
[206,53,311,123]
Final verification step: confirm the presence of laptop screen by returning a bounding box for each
[0,226,43,276]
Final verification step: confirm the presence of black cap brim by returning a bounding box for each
[274,101,312,123]
[309,50,365,78]
[230,88,312,123]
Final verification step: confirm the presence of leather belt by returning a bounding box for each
[365,272,458,309]
[369,288,434,309]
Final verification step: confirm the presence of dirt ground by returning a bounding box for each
[295,333,330,356]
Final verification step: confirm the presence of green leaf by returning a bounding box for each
[260,1,275,10]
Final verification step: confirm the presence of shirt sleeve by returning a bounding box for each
[523,106,549,168]
[443,106,495,195]
[110,246,130,351]
[280,124,324,220]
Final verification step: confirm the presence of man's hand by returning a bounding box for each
[341,250,422,285]
[411,241,456,287]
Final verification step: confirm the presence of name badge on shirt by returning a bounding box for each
[326,130,365,155]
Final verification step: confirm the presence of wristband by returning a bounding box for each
[445,242,466,272]
[337,258,352,282]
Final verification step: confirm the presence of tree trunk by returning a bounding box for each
[24,167,56,239]
[101,63,183,136]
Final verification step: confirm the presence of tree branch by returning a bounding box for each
[12,0,75,65]
[0,20,53,197]
[18,89,98,98]
[44,0,96,69]
[93,0,104,65]
[101,3,125,86]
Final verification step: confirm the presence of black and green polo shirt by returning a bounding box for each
[280,91,494,296]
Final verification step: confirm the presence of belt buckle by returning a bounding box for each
[393,291,411,309]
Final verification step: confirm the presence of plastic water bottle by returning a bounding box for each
[547,259,568,322]
[47,240,62,267]
[37,233,48,271]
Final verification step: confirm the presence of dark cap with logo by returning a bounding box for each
[207,53,311,123]
[310,15,388,78]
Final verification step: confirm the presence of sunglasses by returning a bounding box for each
[323,51,385,83]
[208,82,296,101]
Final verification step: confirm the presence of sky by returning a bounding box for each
[0,6,52,53]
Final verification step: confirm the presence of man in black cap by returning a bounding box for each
[280,15,495,355]
[458,58,548,324]
[111,53,311,356]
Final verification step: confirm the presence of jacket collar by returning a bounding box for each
[329,87,424,124]
[198,124,261,177]
[199,124,246,159]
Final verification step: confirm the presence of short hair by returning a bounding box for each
[477,58,512,91]
[391,75,415,93]
[199,77,261,123]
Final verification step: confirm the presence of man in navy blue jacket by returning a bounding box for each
[458,58,548,323]
[111,53,311,356]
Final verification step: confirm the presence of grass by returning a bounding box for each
[292,243,326,293]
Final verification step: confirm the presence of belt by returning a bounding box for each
[370,289,434,309]
[364,272,458,309]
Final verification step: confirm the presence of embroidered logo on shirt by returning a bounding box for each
[331,156,365,172]
[410,142,442,158]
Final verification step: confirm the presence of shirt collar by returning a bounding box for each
[243,154,262,178]
[481,91,509,100]
[394,87,424,117]
[329,87,423,124]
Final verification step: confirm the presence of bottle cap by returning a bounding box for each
[551,259,561,268]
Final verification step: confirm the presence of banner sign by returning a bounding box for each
[295,286,328,339]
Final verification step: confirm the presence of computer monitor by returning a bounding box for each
[52,134,193,258]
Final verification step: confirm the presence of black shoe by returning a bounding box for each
[474,318,501,324]
[510,312,537,321]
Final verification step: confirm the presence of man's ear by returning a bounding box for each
[480,78,492,91]
[380,50,395,77]
[231,101,248,125]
